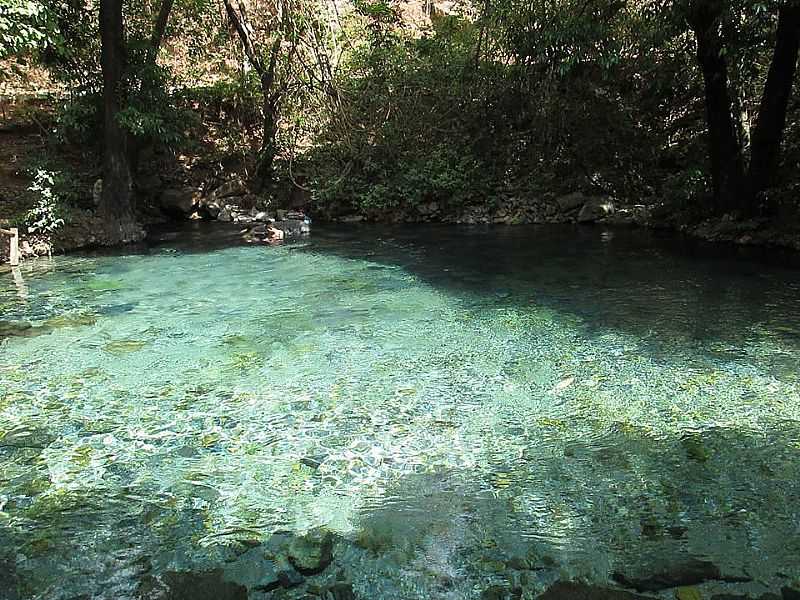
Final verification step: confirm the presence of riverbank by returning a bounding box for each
[4,181,800,262]
[2,100,799,262]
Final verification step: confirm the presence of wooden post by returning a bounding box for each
[1,227,19,266]
[9,227,19,266]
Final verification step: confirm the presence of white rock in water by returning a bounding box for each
[551,377,575,394]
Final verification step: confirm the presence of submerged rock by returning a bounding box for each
[612,560,750,592]
[287,529,334,575]
[325,582,355,600]
[103,339,147,354]
[276,569,304,588]
[675,587,703,600]
[481,584,521,600]
[538,581,653,600]
[0,320,33,338]
[0,557,20,600]
[161,570,247,600]
[223,547,280,591]
[299,455,326,470]
[712,594,781,600]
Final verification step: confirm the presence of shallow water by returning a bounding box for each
[1,224,800,599]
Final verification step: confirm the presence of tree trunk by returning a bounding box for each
[150,0,175,56]
[747,4,800,202]
[130,0,176,189]
[99,0,143,243]
[688,1,747,212]
[256,90,279,189]
[223,0,285,191]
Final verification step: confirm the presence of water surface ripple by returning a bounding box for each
[1,224,799,599]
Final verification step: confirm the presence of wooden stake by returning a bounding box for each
[1,228,20,266]
[9,227,19,266]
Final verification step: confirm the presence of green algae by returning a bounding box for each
[102,339,147,354]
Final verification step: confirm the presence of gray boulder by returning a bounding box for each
[577,197,615,223]
[160,570,247,600]
[274,219,310,236]
[211,178,248,200]
[287,530,333,575]
[160,188,197,217]
[198,199,221,219]
[555,192,587,212]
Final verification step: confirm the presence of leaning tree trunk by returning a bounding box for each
[688,1,747,212]
[99,0,142,243]
[747,4,800,203]
[223,0,286,191]
[150,0,175,56]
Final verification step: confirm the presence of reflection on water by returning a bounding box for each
[1,224,799,599]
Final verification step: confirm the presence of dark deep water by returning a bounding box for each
[1,223,799,599]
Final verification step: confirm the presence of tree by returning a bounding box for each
[747,3,800,202]
[97,0,178,243]
[99,0,141,243]
[685,0,800,213]
[223,0,302,190]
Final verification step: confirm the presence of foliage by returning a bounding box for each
[53,94,101,145]
[4,0,800,222]
[118,45,198,147]
[296,0,670,213]
[0,0,60,59]
[25,169,68,234]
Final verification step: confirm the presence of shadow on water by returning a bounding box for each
[296,223,800,359]
[349,417,800,599]
[54,221,800,362]
[2,417,799,599]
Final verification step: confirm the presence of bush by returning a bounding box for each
[25,169,68,234]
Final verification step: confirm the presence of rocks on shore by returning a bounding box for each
[327,190,624,227]
[155,178,312,241]
[160,187,200,217]
[577,197,616,223]
[135,529,346,600]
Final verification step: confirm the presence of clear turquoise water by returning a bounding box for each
[1,224,800,599]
